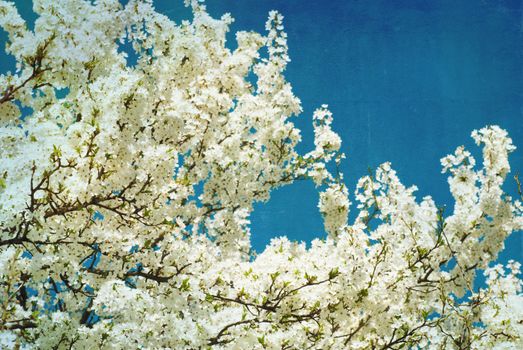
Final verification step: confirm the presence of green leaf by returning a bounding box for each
[329,267,340,280]
[180,278,191,292]
[422,310,430,320]
[257,335,267,347]
[304,272,317,284]
[270,271,280,281]
[357,288,368,299]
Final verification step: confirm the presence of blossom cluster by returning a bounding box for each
[0,1,521,349]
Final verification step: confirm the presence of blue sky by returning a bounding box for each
[203,0,523,262]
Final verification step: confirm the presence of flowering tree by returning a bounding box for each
[0,0,522,348]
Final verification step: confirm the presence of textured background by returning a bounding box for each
[1,1,521,267]
[203,0,523,261]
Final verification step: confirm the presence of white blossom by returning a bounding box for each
[0,1,521,349]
